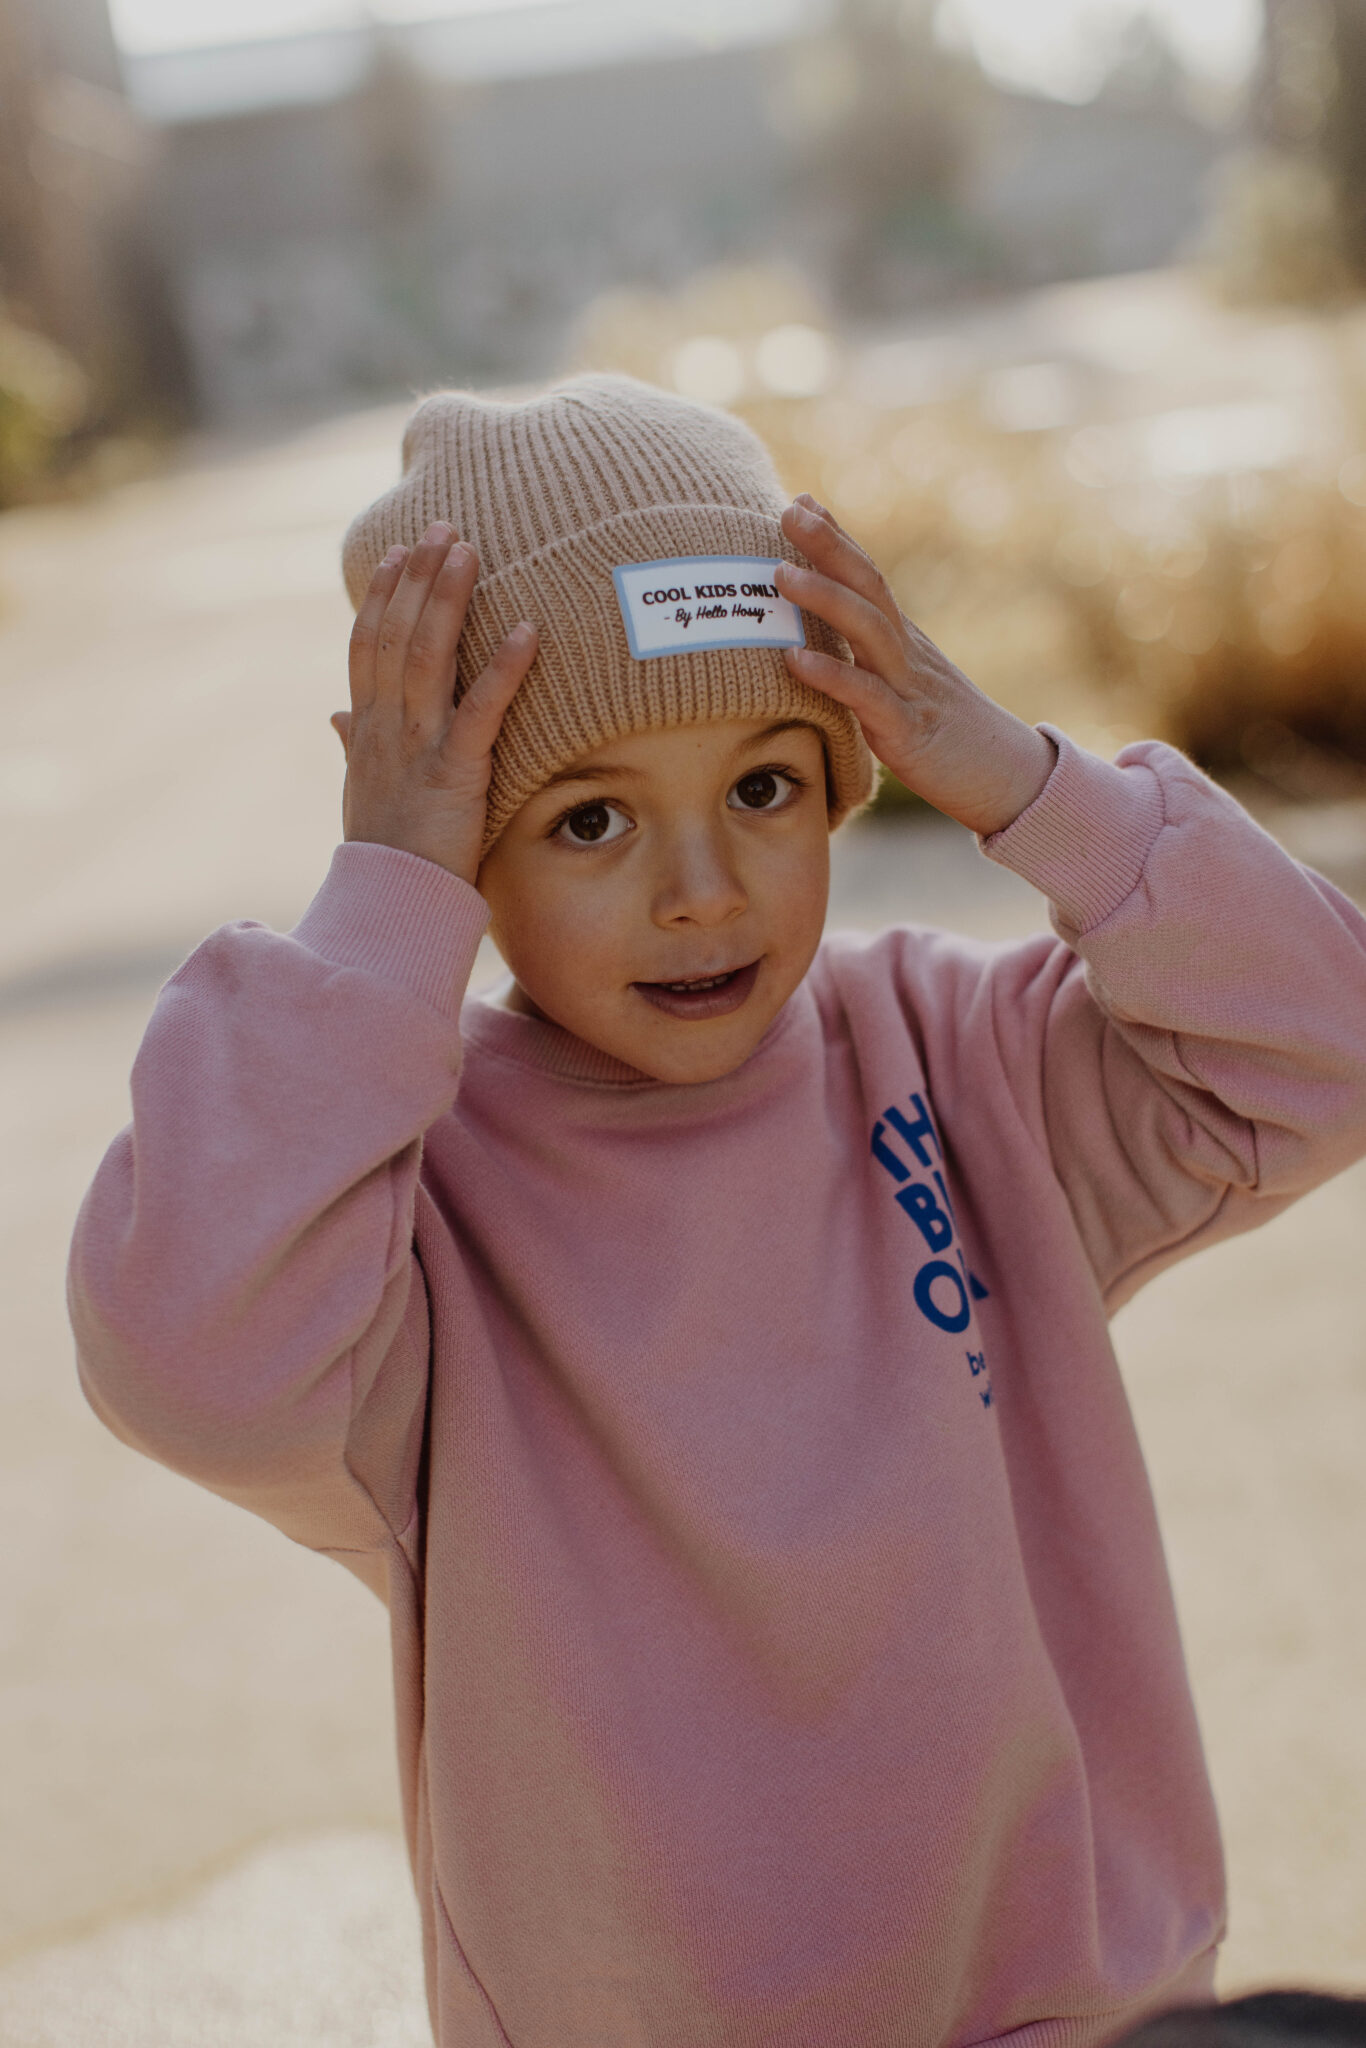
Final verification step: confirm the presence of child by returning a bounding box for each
[69,375,1366,2048]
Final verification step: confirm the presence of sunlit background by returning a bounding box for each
[10,0,1366,800]
[4,3,1366,2042]
[105,0,1260,90]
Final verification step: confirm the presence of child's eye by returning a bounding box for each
[555,801,632,846]
[728,769,798,813]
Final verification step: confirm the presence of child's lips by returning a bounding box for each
[631,961,761,1021]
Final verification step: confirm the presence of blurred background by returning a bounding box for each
[12,0,1366,815]
[2,2,1365,2043]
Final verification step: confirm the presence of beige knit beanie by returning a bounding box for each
[342,373,876,852]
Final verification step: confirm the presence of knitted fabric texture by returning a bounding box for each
[342,373,877,851]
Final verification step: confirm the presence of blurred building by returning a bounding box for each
[118,0,1227,425]
[0,0,189,425]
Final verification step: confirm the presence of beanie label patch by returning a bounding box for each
[612,557,806,661]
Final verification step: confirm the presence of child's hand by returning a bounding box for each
[775,497,1056,836]
[331,523,538,887]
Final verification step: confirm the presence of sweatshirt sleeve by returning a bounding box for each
[977,727,1366,1310]
[68,841,490,1569]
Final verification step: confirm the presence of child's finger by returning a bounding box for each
[780,500,894,619]
[374,524,459,704]
[783,643,921,758]
[774,557,907,688]
[783,641,888,716]
[348,549,407,712]
[791,492,848,539]
[443,623,539,764]
[400,542,480,736]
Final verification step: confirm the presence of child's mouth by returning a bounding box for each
[632,961,761,1020]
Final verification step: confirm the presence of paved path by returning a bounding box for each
[0,406,1363,2044]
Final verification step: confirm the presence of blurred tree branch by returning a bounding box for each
[778,0,990,314]
[1209,0,1366,303]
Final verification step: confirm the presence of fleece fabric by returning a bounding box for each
[69,732,1366,2048]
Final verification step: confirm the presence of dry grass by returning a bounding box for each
[0,311,87,511]
[572,265,1366,807]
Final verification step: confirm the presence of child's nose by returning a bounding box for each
[649,824,748,929]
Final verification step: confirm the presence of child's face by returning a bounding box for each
[478,717,831,1084]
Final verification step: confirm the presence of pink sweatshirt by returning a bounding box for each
[70,733,1366,2048]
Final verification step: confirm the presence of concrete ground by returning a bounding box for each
[0,397,1364,2046]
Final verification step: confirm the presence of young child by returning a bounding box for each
[69,375,1366,2048]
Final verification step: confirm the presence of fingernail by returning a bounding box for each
[511,621,537,644]
[382,545,407,567]
[423,521,454,544]
[789,500,816,524]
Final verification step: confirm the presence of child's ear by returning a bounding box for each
[330,710,352,761]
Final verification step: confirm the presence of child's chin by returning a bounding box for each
[626,1016,773,1086]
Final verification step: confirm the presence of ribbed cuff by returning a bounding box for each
[291,843,491,1019]
[979,725,1167,936]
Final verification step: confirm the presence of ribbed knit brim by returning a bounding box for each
[342,374,876,853]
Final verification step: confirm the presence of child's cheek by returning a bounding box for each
[759,818,831,941]
[495,865,638,1016]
